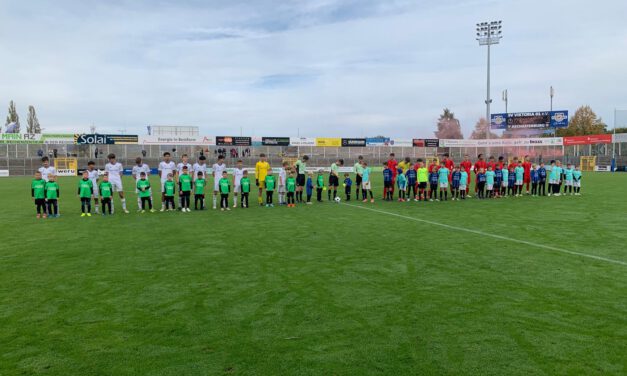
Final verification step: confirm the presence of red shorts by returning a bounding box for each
[523,175,531,183]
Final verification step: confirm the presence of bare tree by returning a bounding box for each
[470,118,499,140]
[434,108,464,139]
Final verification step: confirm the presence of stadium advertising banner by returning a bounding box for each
[341,138,367,147]
[290,137,316,146]
[0,133,74,144]
[365,137,391,146]
[612,133,627,143]
[412,139,439,147]
[389,139,412,147]
[216,136,252,146]
[315,137,342,147]
[75,134,139,145]
[563,134,612,146]
[138,135,216,145]
[262,137,290,146]
[439,138,563,147]
[491,111,569,130]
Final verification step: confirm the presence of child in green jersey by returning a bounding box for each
[286,170,297,207]
[163,173,176,211]
[573,166,582,195]
[316,170,325,202]
[179,166,192,212]
[218,171,231,211]
[264,170,276,207]
[136,172,155,212]
[99,173,114,215]
[31,171,47,218]
[78,170,94,217]
[194,172,206,210]
[45,174,60,217]
[240,170,251,208]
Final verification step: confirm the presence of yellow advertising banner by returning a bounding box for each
[315,137,342,147]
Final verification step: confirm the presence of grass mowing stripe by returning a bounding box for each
[342,202,627,267]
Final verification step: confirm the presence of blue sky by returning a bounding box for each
[1,0,626,137]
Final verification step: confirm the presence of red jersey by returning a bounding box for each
[487,161,497,171]
[474,160,487,174]
[444,159,454,171]
[497,161,505,170]
[522,161,532,176]
[460,160,472,173]
[508,162,518,170]
[387,159,398,177]
[428,163,439,173]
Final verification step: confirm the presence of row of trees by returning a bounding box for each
[433,105,612,139]
[3,100,41,134]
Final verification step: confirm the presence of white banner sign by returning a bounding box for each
[612,133,627,143]
[56,169,76,176]
[389,139,413,147]
[138,135,216,146]
[0,170,9,177]
[290,137,316,146]
[439,137,563,147]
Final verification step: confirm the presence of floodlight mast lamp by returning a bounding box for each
[476,20,502,145]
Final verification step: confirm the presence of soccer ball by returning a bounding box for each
[334,196,341,203]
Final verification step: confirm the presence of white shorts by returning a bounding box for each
[439,182,448,188]
[502,181,508,187]
[214,180,220,192]
[487,184,493,190]
[234,184,241,193]
[459,184,467,190]
[515,180,523,186]
[362,181,371,190]
[110,178,123,192]
[91,180,99,197]
[278,185,286,194]
[549,179,559,185]
[160,178,167,192]
[573,181,581,187]
[564,180,573,186]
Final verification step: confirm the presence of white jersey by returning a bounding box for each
[158,161,176,180]
[177,162,192,176]
[105,162,123,181]
[87,169,99,183]
[193,163,208,180]
[233,168,245,186]
[279,168,286,186]
[132,163,150,180]
[38,166,56,181]
[212,163,227,178]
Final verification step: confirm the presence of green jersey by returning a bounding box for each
[240,177,251,193]
[164,180,176,197]
[316,175,324,187]
[45,181,60,199]
[286,176,296,192]
[417,167,428,183]
[194,178,206,195]
[179,173,192,192]
[99,181,113,198]
[295,160,307,174]
[265,175,276,191]
[219,177,230,194]
[136,179,151,198]
[354,162,363,175]
[31,178,46,199]
[78,178,93,198]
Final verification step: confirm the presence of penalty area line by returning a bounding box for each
[342,203,627,267]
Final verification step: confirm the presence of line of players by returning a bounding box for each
[30,151,583,218]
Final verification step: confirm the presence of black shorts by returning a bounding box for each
[355,175,362,185]
[297,174,306,186]
[384,181,393,189]
[329,175,339,187]
[418,182,427,189]
[430,183,438,191]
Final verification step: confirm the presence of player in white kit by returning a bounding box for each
[232,160,245,208]
[193,155,208,181]
[212,155,227,209]
[176,154,193,210]
[158,152,176,211]
[104,153,129,213]
[132,157,151,211]
[278,162,287,205]
[38,156,57,182]
[86,161,100,213]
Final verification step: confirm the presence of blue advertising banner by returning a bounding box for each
[491,111,569,130]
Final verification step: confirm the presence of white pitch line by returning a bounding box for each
[343,203,627,267]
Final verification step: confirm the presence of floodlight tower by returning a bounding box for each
[476,20,503,142]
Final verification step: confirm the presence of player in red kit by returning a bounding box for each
[497,156,506,170]
[522,155,532,194]
[386,153,398,197]
[428,158,439,173]
[487,156,497,172]
[508,156,519,170]
[460,154,473,195]
[473,154,487,193]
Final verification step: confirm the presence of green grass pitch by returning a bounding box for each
[0,173,626,375]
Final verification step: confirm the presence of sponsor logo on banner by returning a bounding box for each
[0,133,74,144]
[315,138,342,147]
[216,136,252,146]
[563,134,612,146]
[0,170,9,177]
[251,136,263,146]
[365,137,391,146]
[75,134,139,145]
[612,133,627,143]
[262,137,290,146]
[42,134,75,144]
[138,135,216,145]
[341,138,366,147]
[491,111,569,130]
[56,169,77,176]
[439,138,563,147]
[389,139,412,147]
[412,139,439,147]
[290,137,316,146]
